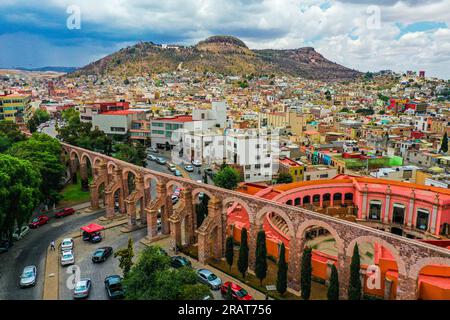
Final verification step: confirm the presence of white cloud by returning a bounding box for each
[0,0,449,78]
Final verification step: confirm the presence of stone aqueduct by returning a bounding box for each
[63,142,450,300]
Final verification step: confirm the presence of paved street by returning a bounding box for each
[59,227,147,300]
[0,209,105,300]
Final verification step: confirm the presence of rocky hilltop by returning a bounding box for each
[70,35,361,82]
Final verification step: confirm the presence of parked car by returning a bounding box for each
[12,226,30,241]
[92,246,113,263]
[173,187,182,197]
[149,147,159,153]
[104,275,124,299]
[147,154,157,161]
[167,163,177,172]
[61,238,74,251]
[220,282,253,300]
[19,265,37,288]
[171,195,179,205]
[192,159,202,167]
[54,208,75,218]
[73,279,91,299]
[197,269,222,290]
[204,168,214,177]
[174,170,182,177]
[0,240,13,254]
[61,250,75,266]
[29,215,49,228]
[170,256,192,268]
[184,165,194,172]
[83,231,102,243]
[156,157,166,165]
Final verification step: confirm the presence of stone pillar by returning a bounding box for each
[170,218,182,252]
[146,208,159,241]
[182,190,195,244]
[338,254,350,299]
[89,183,100,210]
[208,197,223,258]
[140,199,147,225]
[248,222,262,271]
[70,158,78,184]
[104,191,115,219]
[397,274,417,300]
[197,231,209,264]
[118,190,126,215]
[80,163,89,191]
[125,199,137,227]
[407,190,415,227]
[288,238,300,291]
[144,186,151,207]
[384,186,391,224]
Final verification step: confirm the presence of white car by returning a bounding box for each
[171,195,179,204]
[61,250,75,266]
[61,238,74,251]
[167,163,177,172]
[192,159,202,167]
[13,226,30,241]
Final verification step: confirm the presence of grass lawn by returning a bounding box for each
[209,248,328,300]
[58,175,91,208]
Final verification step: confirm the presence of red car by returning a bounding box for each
[29,216,49,228]
[220,282,253,300]
[54,208,75,218]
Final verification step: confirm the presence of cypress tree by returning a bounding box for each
[225,236,234,271]
[276,243,288,295]
[237,228,249,279]
[225,283,233,300]
[300,247,312,300]
[327,264,339,300]
[348,243,362,300]
[255,230,268,285]
[440,132,448,153]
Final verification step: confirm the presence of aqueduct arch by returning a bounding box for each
[56,141,450,300]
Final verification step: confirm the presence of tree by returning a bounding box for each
[0,154,41,240]
[114,237,135,277]
[225,283,233,300]
[237,228,249,279]
[8,133,65,206]
[114,142,146,166]
[0,121,26,152]
[213,166,241,190]
[255,230,267,285]
[348,243,362,300]
[327,264,339,300]
[123,246,209,300]
[276,172,293,184]
[27,109,50,133]
[225,236,234,271]
[300,247,312,300]
[440,132,448,153]
[276,243,288,295]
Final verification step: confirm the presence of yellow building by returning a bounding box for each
[0,94,32,125]
[279,157,304,182]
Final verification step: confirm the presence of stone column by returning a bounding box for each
[104,190,115,219]
[182,190,195,244]
[384,186,391,224]
[118,190,126,215]
[80,163,89,192]
[89,183,100,210]
[170,218,182,252]
[125,199,137,228]
[146,208,159,241]
[197,231,209,264]
[248,222,262,272]
[397,274,417,300]
[338,254,350,299]
[288,238,300,291]
[70,158,78,184]
[208,197,223,259]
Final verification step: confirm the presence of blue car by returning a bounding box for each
[174,170,182,177]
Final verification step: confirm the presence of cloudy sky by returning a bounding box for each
[0,0,449,79]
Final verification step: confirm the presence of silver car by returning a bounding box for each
[61,250,75,266]
[13,226,30,241]
[19,265,37,288]
[74,278,91,299]
[196,268,222,290]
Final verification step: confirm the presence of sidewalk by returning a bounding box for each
[140,237,268,300]
[42,208,128,300]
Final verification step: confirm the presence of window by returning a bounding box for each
[110,127,126,132]
[152,130,164,135]
[255,164,261,169]
[152,122,164,127]
[416,209,429,231]
[369,200,382,221]
[392,204,405,225]
[319,174,329,179]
